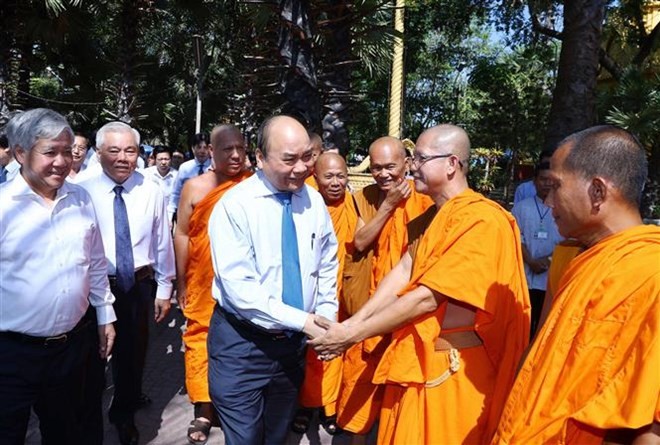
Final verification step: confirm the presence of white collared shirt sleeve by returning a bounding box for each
[208,175,338,332]
[151,186,176,299]
[313,207,339,322]
[0,177,116,336]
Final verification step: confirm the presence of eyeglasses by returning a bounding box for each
[411,152,454,167]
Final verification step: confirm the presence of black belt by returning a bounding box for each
[1,316,91,347]
[108,265,154,287]
[219,306,299,341]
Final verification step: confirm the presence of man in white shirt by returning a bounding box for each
[511,160,563,338]
[143,145,178,207]
[513,150,552,205]
[207,115,338,444]
[168,132,211,222]
[0,108,116,444]
[79,121,175,445]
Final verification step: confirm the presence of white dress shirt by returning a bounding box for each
[513,180,536,204]
[4,159,19,182]
[0,174,116,336]
[143,165,178,206]
[511,195,563,290]
[79,171,175,300]
[168,158,212,220]
[208,171,339,332]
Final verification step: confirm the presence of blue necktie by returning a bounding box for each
[276,192,304,310]
[197,163,205,175]
[113,185,135,292]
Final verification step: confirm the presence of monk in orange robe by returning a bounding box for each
[536,239,583,333]
[310,124,530,444]
[304,131,322,190]
[174,125,252,444]
[335,137,432,440]
[493,125,660,444]
[295,153,358,435]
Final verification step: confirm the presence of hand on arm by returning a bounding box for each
[353,179,410,252]
[98,323,115,359]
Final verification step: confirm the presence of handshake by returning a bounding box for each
[303,313,355,361]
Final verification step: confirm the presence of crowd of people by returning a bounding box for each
[0,108,657,445]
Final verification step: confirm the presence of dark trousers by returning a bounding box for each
[529,288,546,339]
[79,307,106,444]
[208,306,306,445]
[0,321,92,445]
[108,278,155,424]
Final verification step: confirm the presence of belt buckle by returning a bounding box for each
[44,334,67,346]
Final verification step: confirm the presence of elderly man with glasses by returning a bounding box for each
[311,124,530,445]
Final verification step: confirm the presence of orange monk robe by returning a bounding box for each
[299,191,358,415]
[373,189,530,445]
[546,239,583,301]
[493,224,660,445]
[336,180,433,434]
[182,171,252,403]
[305,175,318,190]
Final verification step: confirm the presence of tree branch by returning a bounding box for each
[633,21,660,66]
[527,1,563,40]
[599,48,623,81]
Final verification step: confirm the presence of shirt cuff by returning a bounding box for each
[95,304,117,325]
[155,283,173,300]
[280,307,310,332]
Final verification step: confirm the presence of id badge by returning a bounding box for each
[535,230,548,240]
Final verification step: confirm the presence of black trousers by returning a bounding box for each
[0,320,93,445]
[78,307,106,444]
[529,288,546,339]
[107,278,155,424]
[208,306,306,445]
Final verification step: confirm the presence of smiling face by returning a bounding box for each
[258,117,313,192]
[315,153,348,204]
[368,138,407,192]
[545,143,593,239]
[97,130,139,184]
[15,132,73,200]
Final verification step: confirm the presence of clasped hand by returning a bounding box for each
[304,315,354,361]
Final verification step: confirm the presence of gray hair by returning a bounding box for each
[6,108,74,154]
[96,122,140,149]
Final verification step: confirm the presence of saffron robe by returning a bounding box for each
[299,191,358,414]
[336,181,432,433]
[492,224,660,444]
[373,189,530,444]
[182,171,252,403]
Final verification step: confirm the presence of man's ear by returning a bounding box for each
[588,177,607,213]
[13,146,25,165]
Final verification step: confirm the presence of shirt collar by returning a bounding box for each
[100,169,142,193]
[252,170,306,199]
[5,171,72,203]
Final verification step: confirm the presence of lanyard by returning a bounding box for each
[534,196,550,222]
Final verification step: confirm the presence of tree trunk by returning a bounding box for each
[544,0,605,151]
[320,0,352,156]
[278,0,321,127]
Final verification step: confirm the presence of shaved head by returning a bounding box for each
[315,152,348,204]
[210,124,246,177]
[559,125,647,207]
[368,136,408,192]
[211,124,242,145]
[368,136,407,158]
[416,124,471,165]
[316,152,346,173]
